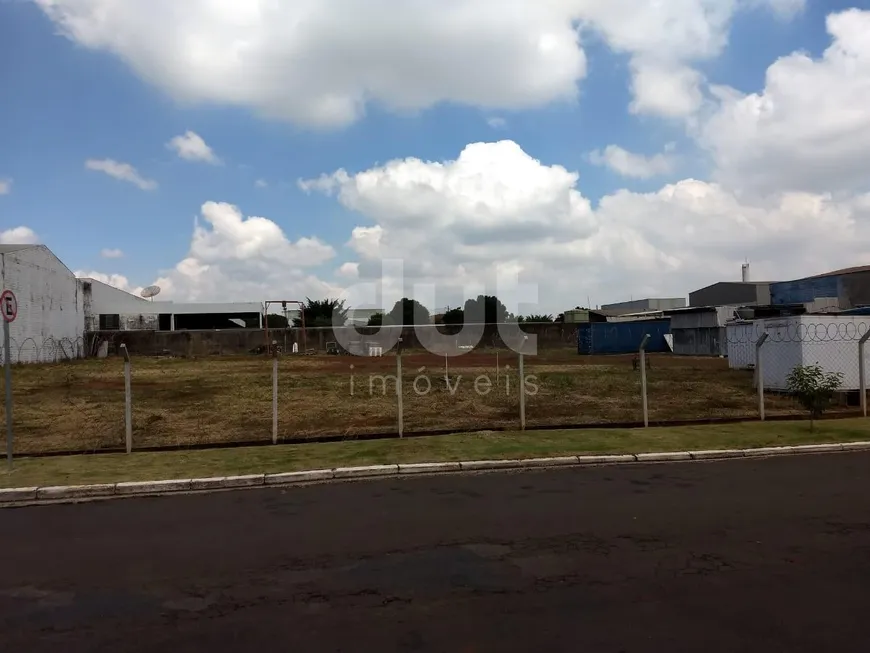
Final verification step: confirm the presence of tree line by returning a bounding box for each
[264,296,567,328]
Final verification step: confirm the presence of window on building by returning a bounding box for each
[99,314,120,330]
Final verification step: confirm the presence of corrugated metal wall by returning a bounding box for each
[770,276,840,306]
[577,319,671,355]
[672,327,726,356]
[839,272,870,307]
[689,282,769,307]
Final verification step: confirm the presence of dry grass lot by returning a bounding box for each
[0,348,812,454]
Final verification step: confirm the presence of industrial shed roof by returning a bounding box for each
[690,280,774,294]
[0,244,39,254]
[664,305,725,314]
[800,265,870,280]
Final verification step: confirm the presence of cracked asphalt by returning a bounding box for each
[2,452,870,652]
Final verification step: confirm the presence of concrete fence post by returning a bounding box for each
[639,334,650,428]
[859,331,870,418]
[518,352,525,430]
[518,335,529,430]
[397,337,404,437]
[272,345,279,444]
[755,332,770,421]
[120,344,132,454]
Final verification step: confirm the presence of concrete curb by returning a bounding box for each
[333,464,399,479]
[636,452,692,462]
[742,446,798,457]
[0,486,38,503]
[37,483,115,500]
[577,454,636,464]
[190,474,265,491]
[116,479,192,495]
[265,469,334,484]
[689,449,745,460]
[2,441,869,507]
[398,462,462,474]
[841,441,870,451]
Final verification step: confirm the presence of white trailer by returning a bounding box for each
[728,315,870,391]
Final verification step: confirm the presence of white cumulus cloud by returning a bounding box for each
[75,271,142,295]
[700,8,870,196]
[146,201,339,302]
[35,4,868,314]
[167,130,221,164]
[35,0,587,128]
[85,159,157,191]
[0,226,39,245]
[628,59,705,118]
[0,178,11,195]
[336,262,359,279]
[100,248,124,259]
[301,139,870,312]
[77,203,342,303]
[34,0,800,128]
[589,144,676,179]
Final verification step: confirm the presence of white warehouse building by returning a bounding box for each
[1,243,264,363]
[80,278,263,332]
[0,244,85,363]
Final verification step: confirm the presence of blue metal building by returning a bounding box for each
[769,266,870,310]
[577,319,671,355]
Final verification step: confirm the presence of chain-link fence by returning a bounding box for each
[80,323,580,358]
[1,320,868,456]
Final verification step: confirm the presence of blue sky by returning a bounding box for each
[1,1,868,312]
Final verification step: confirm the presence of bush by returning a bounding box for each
[785,363,843,431]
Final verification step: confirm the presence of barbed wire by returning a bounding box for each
[581,320,870,350]
[0,336,88,365]
[724,320,870,344]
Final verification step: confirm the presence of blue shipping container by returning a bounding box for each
[577,319,671,355]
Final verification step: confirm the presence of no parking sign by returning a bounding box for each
[1,289,17,323]
[2,288,15,469]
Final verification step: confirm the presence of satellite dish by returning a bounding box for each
[140,285,161,301]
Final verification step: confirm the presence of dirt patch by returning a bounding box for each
[79,379,162,391]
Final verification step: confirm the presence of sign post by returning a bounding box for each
[2,289,18,470]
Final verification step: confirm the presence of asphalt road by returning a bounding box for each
[2,453,870,652]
